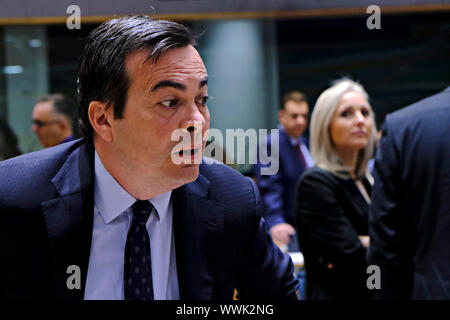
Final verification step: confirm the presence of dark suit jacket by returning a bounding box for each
[367,87,450,300]
[254,129,310,228]
[0,138,298,300]
[295,166,371,300]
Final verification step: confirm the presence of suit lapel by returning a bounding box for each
[43,140,94,300]
[172,172,224,300]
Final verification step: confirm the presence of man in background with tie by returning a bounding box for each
[0,16,298,300]
[255,91,313,252]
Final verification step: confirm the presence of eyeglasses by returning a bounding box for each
[32,119,60,128]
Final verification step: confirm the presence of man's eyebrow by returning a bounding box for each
[199,77,208,88]
[151,80,186,91]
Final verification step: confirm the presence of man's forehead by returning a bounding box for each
[34,101,54,114]
[285,101,308,113]
[125,46,207,86]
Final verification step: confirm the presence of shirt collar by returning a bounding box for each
[94,150,172,224]
[149,189,172,224]
[278,124,302,146]
[290,136,301,146]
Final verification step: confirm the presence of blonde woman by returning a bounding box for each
[295,78,377,300]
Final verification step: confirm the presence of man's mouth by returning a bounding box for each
[172,145,203,162]
[178,148,200,157]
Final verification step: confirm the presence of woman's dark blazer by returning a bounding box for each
[295,166,372,300]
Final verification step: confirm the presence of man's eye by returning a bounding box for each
[198,96,209,106]
[160,99,178,108]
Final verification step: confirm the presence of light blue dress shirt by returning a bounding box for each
[84,151,179,300]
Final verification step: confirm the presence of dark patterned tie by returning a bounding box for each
[124,200,154,300]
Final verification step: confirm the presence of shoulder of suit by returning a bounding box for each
[0,138,83,173]
[0,139,85,206]
[387,87,450,127]
[200,157,251,184]
[382,88,450,154]
[200,157,256,201]
[298,166,341,188]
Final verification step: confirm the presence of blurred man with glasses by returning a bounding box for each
[32,94,75,148]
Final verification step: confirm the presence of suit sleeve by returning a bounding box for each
[254,138,287,228]
[236,177,299,300]
[296,171,366,265]
[367,116,413,299]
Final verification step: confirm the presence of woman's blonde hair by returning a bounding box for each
[310,78,378,179]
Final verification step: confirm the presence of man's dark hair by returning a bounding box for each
[77,15,197,138]
[37,93,76,124]
[280,91,308,110]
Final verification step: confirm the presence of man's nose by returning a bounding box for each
[184,104,206,132]
[187,124,197,133]
[186,120,204,137]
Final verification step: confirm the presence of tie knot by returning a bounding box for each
[131,200,153,225]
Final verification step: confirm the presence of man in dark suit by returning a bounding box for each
[254,91,313,251]
[368,87,450,299]
[0,16,297,300]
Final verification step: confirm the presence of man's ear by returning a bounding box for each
[88,101,113,142]
[57,118,67,131]
[58,117,71,131]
